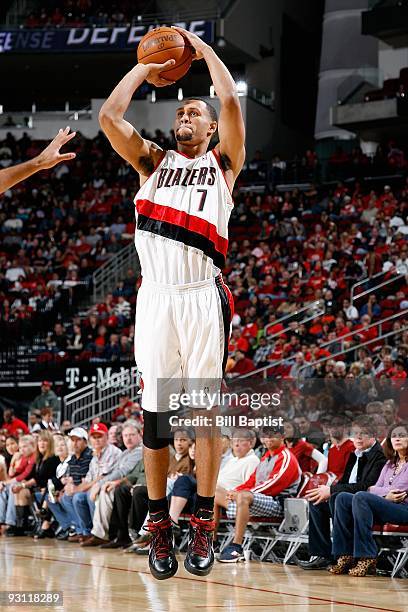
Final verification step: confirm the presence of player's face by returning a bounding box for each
[174,101,216,144]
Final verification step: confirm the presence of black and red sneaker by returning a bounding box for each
[147,512,178,580]
[184,511,215,576]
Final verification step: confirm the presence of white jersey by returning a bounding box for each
[134,149,233,284]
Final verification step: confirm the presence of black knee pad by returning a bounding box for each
[142,409,171,449]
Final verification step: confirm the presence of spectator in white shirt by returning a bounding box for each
[5,260,25,282]
[342,298,359,322]
[214,430,260,535]
[114,296,131,325]
[396,250,408,275]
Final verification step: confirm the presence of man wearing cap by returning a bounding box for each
[218,427,301,562]
[69,423,122,542]
[29,381,59,413]
[81,421,143,546]
[47,427,93,540]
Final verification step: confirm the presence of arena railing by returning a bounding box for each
[350,269,392,303]
[264,300,325,343]
[351,271,405,304]
[92,242,140,304]
[296,325,408,379]
[318,308,408,353]
[235,310,408,382]
[64,369,140,427]
[227,300,326,381]
[63,383,96,425]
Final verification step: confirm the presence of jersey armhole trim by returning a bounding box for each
[135,151,166,206]
[149,151,166,177]
[211,148,234,199]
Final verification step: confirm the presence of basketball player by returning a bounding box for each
[99,26,245,580]
[0,127,76,194]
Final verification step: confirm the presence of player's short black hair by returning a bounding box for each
[183,97,218,123]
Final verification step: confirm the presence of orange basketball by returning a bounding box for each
[137,26,193,82]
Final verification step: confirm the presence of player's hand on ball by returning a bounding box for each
[172,27,209,60]
[36,127,76,170]
[144,59,176,87]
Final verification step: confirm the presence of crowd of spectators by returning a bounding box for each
[327,141,408,180]
[1,131,408,400]
[24,1,152,28]
[0,130,136,348]
[0,129,178,352]
[0,404,407,576]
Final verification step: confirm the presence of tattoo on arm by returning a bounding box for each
[138,155,155,176]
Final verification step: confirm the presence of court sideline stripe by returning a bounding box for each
[4,552,401,612]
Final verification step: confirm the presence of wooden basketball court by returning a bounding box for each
[1,538,407,611]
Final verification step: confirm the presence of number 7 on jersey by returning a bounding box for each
[197,189,207,211]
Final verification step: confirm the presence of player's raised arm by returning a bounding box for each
[98,60,176,177]
[0,127,76,194]
[174,27,246,181]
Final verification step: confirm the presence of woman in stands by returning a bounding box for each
[2,435,19,471]
[284,421,327,473]
[33,433,70,539]
[0,436,19,533]
[167,443,196,527]
[330,423,408,577]
[2,435,37,535]
[13,430,59,537]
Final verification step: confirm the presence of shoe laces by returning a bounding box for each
[190,515,215,558]
[147,516,172,560]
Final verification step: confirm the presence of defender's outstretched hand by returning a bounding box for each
[0,127,77,194]
[36,127,77,170]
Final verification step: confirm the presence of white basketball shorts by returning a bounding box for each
[134,275,234,412]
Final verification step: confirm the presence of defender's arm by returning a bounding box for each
[0,128,76,194]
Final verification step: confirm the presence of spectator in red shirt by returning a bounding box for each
[326,418,355,480]
[3,434,37,535]
[112,392,142,422]
[390,359,407,387]
[284,422,327,473]
[354,314,378,344]
[229,328,249,354]
[1,409,29,436]
[335,317,349,338]
[228,352,255,377]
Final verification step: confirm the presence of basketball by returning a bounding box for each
[137,26,193,82]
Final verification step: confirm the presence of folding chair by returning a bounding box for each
[264,472,338,564]
[381,523,408,578]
